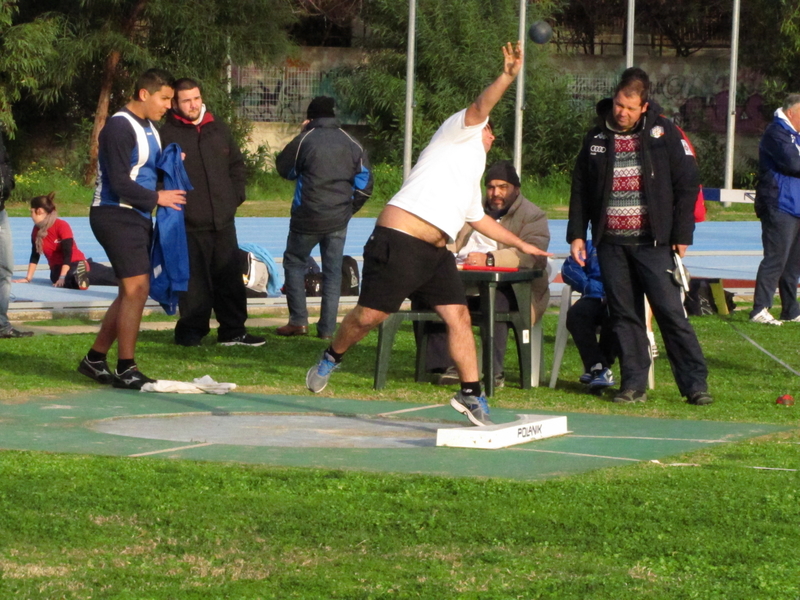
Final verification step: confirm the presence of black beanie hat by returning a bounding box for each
[306,96,335,120]
[484,160,521,188]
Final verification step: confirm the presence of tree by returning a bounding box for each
[638,0,731,57]
[739,0,800,100]
[15,0,297,183]
[331,0,587,177]
[0,1,63,136]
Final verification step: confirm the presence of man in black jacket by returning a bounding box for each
[160,78,264,347]
[568,67,712,406]
[275,96,373,340]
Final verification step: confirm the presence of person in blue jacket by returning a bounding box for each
[275,96,373,340]
[751,94,800,325]
[561,240,617,390]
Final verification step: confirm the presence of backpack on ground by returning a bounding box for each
[304,257,323,297]
[240,250,269,298]
[684,278,736,316]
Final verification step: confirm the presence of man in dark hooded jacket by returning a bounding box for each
[567,67,712,406]
[275,96,373,340]
[160,78,264,347]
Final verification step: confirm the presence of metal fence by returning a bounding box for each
[234,65,329,123]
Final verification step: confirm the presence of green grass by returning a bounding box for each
[0,306,798,598]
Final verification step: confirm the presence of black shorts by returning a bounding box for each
[358,226,467,313]
[90,205,152,279]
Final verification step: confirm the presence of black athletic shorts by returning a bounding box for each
[90,205,153,279]
[358,226,467,313]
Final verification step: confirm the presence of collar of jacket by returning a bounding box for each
[168,106,215,129]
[306,117,340,129]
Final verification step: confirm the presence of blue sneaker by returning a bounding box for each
[589,367,615,388]
[449,391,493,426]
[306,351,340,393]
[580,362,603,385]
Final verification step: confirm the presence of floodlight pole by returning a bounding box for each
[724,0,741,193]
[626,0,635,68]
[403,0,417,181]
[513,0,527,176]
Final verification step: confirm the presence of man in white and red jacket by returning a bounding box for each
[568,67,711,406]
[160,77,264,348]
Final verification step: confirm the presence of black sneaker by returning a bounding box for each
[0,327,33,339]
[612,389,647,404]
[218,333,266,347]
[687,391,713,406]
[78,355,114,384]
[112,366,156,390]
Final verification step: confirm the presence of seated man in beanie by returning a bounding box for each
[421,160,551,388]
[275,96,373,340]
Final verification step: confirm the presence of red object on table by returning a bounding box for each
[460,265,519,272]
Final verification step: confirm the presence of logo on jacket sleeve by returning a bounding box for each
[650,126,665,138]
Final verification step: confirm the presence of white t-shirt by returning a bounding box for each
[387,109,487,242]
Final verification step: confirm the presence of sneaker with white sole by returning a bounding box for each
[781,315,800,323]
[218,333,266,346]
[750,308,782,326]
[306,351,340,393]
[449,391,492,426]
[112,365,156,390]
[589,367,615,388]
[77,355,114,384]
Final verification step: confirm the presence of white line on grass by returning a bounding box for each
[374,404,442,417]
[512,448,641,462]
[572,435,730,443]
[129,443,214,457]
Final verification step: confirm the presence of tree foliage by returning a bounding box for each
[738,0,800,101]
[0,1,64,136]
[638,0,731,57]
[332,0,586,177]
[12,0,297,179]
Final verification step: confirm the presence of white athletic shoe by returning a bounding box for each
[750,308,782,326]
[781,315,800,323]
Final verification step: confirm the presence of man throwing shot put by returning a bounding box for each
[305,42,551,426]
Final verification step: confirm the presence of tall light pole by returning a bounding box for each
[513,0,527,175]
[724,0,741,192]
[626,0,635,68]
[403,0,417,180]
